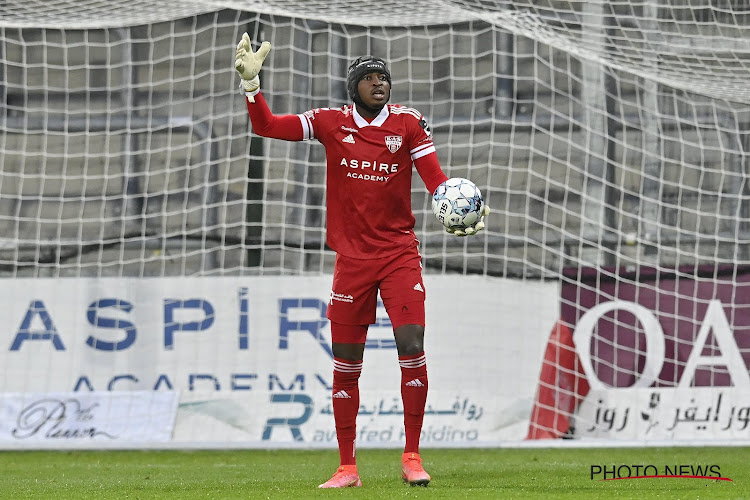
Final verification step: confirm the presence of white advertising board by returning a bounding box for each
[0,276,557,447]
[0,391,177,446]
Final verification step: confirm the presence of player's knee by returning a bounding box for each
[394,324,424,356]
[331,323,367,361]
[332,342,365,361]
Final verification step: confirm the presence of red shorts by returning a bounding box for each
[326,244,426,329]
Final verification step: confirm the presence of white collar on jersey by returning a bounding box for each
[352,103,389,128]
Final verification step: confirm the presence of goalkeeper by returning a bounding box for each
[235,34,489,489]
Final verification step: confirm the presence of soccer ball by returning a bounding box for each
[431,178,484,230]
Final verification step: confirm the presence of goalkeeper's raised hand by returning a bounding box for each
[234,33,271,101]
[447,205,491,237]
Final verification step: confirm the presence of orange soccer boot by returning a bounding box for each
[318,465,362,489]
[401,452,431,486]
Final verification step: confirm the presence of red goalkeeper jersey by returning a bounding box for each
[245,93,448,258]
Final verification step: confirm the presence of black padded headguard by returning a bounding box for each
[346,55,391,110]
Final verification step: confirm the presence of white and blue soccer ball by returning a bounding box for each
[431,177,484,230]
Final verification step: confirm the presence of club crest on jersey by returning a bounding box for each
[385,135,402,153]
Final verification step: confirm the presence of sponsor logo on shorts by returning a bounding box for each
[330,291,354,304]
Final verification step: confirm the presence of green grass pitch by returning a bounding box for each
[0,447,747,499]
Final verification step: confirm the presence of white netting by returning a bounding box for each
[1,0,750,445]
[0,0,486,28]
[482,2,750,104]
[0,0,218,28]
[1,1,748,275]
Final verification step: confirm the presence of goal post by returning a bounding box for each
[1,0,749,447]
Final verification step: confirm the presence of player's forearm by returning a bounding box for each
[245,91,304,141]
[414,153,449,194]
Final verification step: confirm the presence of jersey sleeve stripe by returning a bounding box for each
[298,114,314,140]
[410,142,434,155]
[391,106,422,119]
[411,144,436,160]
[392,111,422,121]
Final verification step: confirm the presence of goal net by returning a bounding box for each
[0,0,749,446]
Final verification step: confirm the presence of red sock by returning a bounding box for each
[332,357,362,466]
[399,352,428,454]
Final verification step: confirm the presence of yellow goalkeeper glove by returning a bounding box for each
[447,205,491,237]
[234,33,271,102]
